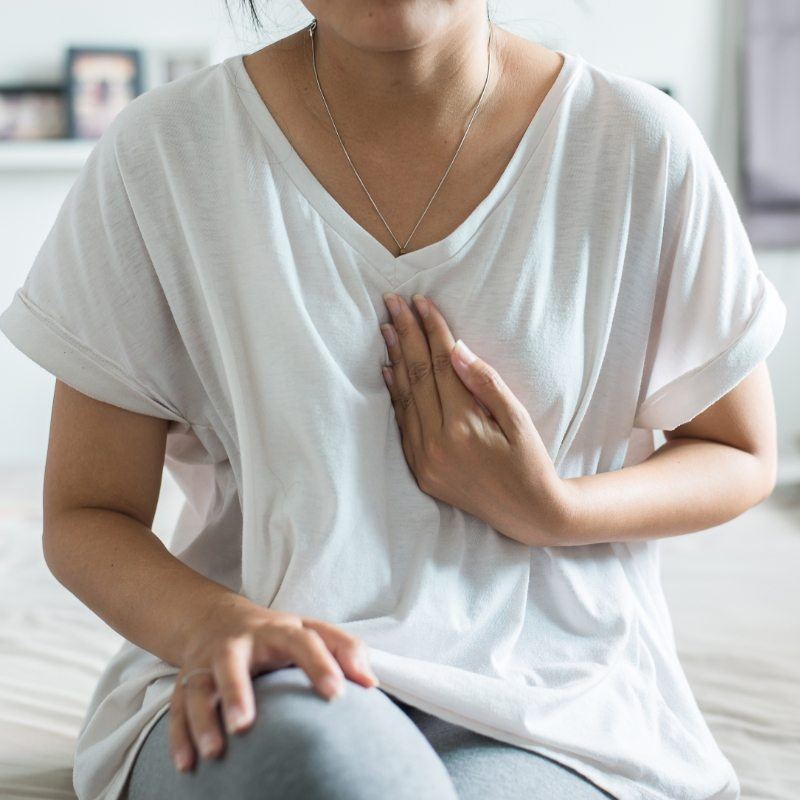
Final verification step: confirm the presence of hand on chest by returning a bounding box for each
[245,254,591,448]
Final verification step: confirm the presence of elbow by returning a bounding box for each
[757,469,778,505]
[41,509,74,577]
[747,448,779,506]
[41,518,63,577]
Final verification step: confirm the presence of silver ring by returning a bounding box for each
[180,667,215,689]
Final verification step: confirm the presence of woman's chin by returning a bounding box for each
[306,1,454,52]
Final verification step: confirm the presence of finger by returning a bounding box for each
[168,688,196,773]
[380,323,408,434]
[267,623,346,701]
[301,618,379,688]
[213,637,256,736]
[411,294,475,423]
[183,669,226,762]
[385,365,426,482]
[380,323,424,468]
[450,338,529,442]
[382,292,443,436]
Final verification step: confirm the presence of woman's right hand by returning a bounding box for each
[169,593,380,773]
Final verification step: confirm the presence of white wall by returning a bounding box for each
[1,0,798,470]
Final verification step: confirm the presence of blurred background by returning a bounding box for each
[0,1,798,799]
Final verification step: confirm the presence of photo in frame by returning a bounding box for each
[65,46,143,139]
[0,84,67,140]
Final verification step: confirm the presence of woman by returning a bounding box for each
[0,1,786,798]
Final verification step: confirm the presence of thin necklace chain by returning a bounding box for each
[308,18,494,256]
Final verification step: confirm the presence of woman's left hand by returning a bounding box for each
[379,291,570,547]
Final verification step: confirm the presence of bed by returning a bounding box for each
[1,463,798,800]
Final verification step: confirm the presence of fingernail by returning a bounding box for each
[383,292,401,317]
[199,732,219,758]
[380,323,397,348]
[364,666,380,686]
[174,750,191,772]
[412,293,429,318]
[453,338,476,365]
[355,654,380,685]
[320,674,345,701]
[381,365,393,387]
[226,706,248,734]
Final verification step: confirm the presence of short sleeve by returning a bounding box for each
[633,100,787,431]
[0,105,201,427]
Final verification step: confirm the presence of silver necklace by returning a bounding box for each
[308,18,494,256]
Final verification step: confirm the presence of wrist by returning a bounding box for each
[532,472,578,547]
[177,586,262,664]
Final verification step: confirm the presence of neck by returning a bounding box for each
[300,12,503,145]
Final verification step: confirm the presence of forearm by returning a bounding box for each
[42,507,249,667]
[551,436,773,546]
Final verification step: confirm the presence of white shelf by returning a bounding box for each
[0,139,95,172]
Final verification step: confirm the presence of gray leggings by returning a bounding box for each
[124,666,617,800]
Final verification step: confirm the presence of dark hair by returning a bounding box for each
[225,0,265,31]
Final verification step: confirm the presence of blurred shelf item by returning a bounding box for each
[0,139,94,172]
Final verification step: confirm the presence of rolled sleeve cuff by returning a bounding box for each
[633,273,787,431]
[0,289,189,425]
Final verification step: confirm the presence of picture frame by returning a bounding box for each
[65,46,143,139]
[164,52,209,83]
[141,46,211,92]
[0,84,67,140]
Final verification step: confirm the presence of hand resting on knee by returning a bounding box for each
[170,598,380,774]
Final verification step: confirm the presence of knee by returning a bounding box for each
[234,667,452,800]
[129,670,403,800]
[247,667,385,775]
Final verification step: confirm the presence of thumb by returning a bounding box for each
[450,339,526,438]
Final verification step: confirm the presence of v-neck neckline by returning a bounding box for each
[224,46,583,285]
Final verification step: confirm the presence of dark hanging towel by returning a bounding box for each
[741,0,800,246]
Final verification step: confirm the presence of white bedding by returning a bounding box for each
[1,464,798,800]
[659,483,800,799]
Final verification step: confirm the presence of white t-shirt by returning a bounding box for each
[0,45,787,800]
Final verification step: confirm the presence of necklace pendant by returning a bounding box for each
[399,247,406,255]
